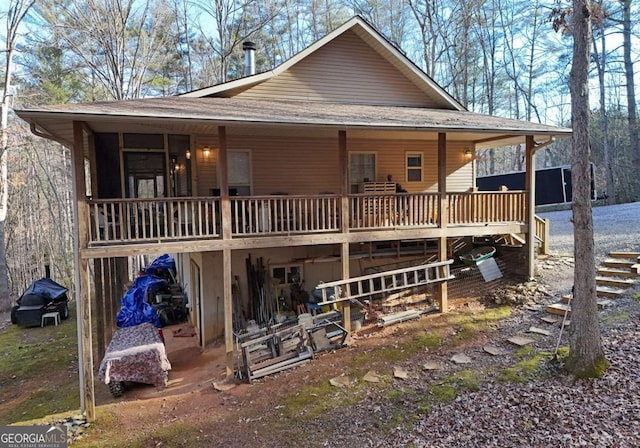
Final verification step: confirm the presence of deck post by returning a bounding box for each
[339,130,348,234]
[218,127,234,375]
[338,131,351,331]
[72,121,95,422]
[218,126,231,240]
[223,248,233,375]
[525,136,536,279]
[436,133,449,313]
[341,242,351,332]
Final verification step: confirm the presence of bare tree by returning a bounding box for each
[592,3,616,204]
[40,0,178,100]
[554,0,609,378]
[619,0,639,200]
[0,0,35,311]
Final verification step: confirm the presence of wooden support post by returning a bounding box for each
[223,248,234,376]
[338,130,351,331]
[218,127,231,240]
[525,136,536,279]
[72,121,94,422]
[94,259,105,361]
[341,242,351,332]
[542,218,550,255]
[436,133,449,313]
[339,130,349,234]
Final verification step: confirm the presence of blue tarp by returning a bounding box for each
[145,254,176,282]
[116,275,166,329]
[20,278,68,303]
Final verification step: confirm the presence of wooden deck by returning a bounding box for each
[86,191,529,250]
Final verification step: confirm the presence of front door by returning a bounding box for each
[123,152,167,198]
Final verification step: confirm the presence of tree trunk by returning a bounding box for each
[593,22,615,204]
[621,0,640,200]
[567,0,608,378]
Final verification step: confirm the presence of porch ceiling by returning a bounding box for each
[16,97,571,149]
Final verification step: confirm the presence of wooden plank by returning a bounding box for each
[596,286,625,298]
[546,303,571,316]
[603,259,634,268]
[608,251,640,259]
[595,276,635,288]
[597,267,638,278]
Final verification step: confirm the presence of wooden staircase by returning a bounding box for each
[546,251,639,315]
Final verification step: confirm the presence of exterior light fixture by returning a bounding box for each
[203,145,211,157]
[185,149,191,160]
[464,148,473,159]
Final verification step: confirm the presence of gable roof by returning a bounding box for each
[180,16,464,111]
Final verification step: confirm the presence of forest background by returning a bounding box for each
[0,0,638,306]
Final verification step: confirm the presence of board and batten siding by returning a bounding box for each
[234,30,438,107]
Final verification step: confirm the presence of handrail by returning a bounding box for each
[85,191,529,246]
[534,215,550,255]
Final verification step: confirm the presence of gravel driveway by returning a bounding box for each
[539,201,640,260]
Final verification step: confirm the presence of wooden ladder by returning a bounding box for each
[314,260,454,306]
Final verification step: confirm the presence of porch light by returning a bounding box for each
[185,149,191,160]
[464,148,473,160]
[202,145,211,157]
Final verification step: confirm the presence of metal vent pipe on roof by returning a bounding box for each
[243,41,256,76]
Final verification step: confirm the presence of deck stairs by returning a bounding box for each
[314,259,454,307]
[546,251,639,316]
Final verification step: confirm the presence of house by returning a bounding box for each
[15,16,571,419]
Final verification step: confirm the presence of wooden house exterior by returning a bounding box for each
[15,17,571,418]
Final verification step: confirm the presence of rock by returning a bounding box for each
[329,375,355,388]
[393,366,409,379]
[507,336,535,346]
[213,381,236,392]
[528,326,552,336]
[363,370,381,383]
[423,361,442,371]
[450,353,472,364]
[483,345,504,356]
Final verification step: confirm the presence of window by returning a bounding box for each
[228,150,252,195]
[406,152,423,182]
[271,264,303,286]
[349,152,376,193]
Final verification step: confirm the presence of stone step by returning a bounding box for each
[603,259,635,269]
[596,286,626,298]
[597,267,639,278]
[608,251,640,260]
[595,276,635,288]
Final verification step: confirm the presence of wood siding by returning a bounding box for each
[193,135,472,196]
[235,31,439,107]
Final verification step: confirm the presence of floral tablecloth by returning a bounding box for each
[98,322,171,389]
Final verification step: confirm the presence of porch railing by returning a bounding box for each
[88,198,220,244]
[230,195,340,235]
[348,193,439,229]
[87,191,528,246]
[448,191,527,224]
